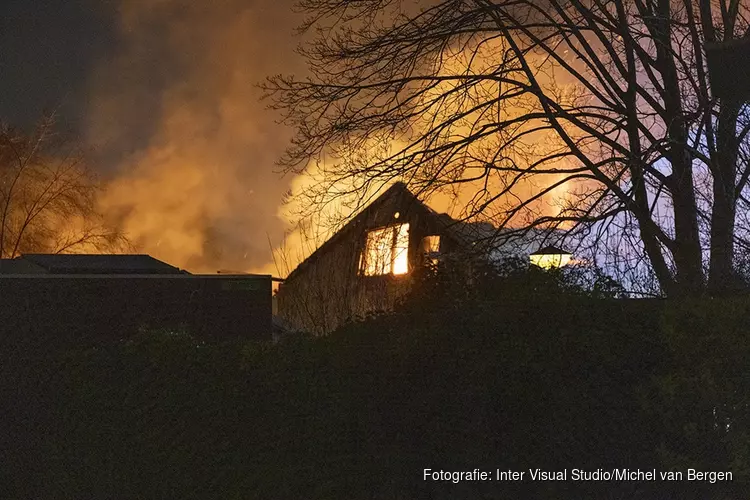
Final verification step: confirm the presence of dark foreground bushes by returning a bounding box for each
[0,282,747,499]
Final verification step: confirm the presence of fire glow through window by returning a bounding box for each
[361,223,410,276]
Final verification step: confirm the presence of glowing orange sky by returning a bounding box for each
[81,0,578,277]
[85,0,305,275]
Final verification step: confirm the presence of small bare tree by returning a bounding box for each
[0,116,126,258]
[266,0,750,297]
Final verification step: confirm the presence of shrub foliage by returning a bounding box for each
[0,278,747,499]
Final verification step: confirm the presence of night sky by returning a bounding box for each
[0,0,117,130]
[0,0,306,274]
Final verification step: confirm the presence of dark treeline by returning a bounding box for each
[0,270,747,499]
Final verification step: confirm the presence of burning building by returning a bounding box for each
[277,183,570,334]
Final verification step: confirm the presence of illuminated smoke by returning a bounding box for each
[85,0,576,276]
[85,0,301,274]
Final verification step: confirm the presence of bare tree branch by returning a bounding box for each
[265,0,750,296]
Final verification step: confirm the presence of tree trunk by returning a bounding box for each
[671,165,704,296]
[707,99,741,294]
[636,0,704,297]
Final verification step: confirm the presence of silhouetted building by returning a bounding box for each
[15,253,185,274]
[0,254,272,342]
[277,183,570,334]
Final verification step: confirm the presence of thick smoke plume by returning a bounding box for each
[84,0,575,276]
[86,0,301,274]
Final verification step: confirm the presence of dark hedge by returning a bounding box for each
[0,280,747,499]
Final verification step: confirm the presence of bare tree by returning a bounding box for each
[0,116,126,258]
[265,0,750,297]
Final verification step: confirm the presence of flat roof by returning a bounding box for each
[20,253,184,274]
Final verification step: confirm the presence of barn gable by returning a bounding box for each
[277,183,496,334]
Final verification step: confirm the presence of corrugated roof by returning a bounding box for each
[433,212,496,247]
[19,254,185,274]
